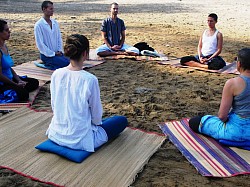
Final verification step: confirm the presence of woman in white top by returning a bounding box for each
[180,13,226,70]
[46,34,128,152]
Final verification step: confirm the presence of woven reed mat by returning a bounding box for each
[0,107,165,187]
[13,59,105,82]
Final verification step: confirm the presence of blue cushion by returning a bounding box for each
[35,139,92,163]
[34,61,56,70]
[218,139,250,150]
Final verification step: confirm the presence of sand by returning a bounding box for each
[1,0,250,186]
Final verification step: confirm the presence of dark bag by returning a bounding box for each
[134,42,155,54]
[207,58,226,70]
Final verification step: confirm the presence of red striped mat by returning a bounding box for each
[159,119,250,177]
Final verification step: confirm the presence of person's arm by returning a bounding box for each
[34,23,55,57]
[119,30,125,48]
[101,31,112,49]
[0,67,17,86]
[207,32,223,61]
[56,21,63,55]
[89,77,103,125]
[197,35,203,61]
[217,79,234,122]
[0,53,25,87]
[11,68,27,87]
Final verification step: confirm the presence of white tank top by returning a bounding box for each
[201,29,218,56]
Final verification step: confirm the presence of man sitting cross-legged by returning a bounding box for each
[96,2,139,57]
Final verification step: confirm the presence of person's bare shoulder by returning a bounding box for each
[226,76,245,96]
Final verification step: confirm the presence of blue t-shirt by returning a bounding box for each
[0,48,14,85]
[101,17,126,46]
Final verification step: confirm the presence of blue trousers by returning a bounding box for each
[40,54,70,70]
[100,115,128,140]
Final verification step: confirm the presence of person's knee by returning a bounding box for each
[189,116,203,133]
[106,115,128,128]
[180,56,199,65]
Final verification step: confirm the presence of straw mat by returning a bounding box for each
[13,59,105,82]
[0,107,165,187]
[159,119,250,177]
[158,59,240,75]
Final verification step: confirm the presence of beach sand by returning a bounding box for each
[1,0,250,186]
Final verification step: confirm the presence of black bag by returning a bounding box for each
[208,58,226,70]
[134,42,155,53]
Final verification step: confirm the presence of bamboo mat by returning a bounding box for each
[13,59,105,82]
[0,107,165,187]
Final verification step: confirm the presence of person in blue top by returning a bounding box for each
[189,48,250,142]
[0,19,39,101]
[96,2,139,57]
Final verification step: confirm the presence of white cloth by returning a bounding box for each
[46,67,108,152]
[34,17,63,57]
[201,29,219,56]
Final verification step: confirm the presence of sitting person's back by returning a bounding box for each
[189,48,250,142]
[47,34,128,152]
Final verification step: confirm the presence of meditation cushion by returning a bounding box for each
[218,139,250,151]
[35,139,92,163]
[34,61,56,70]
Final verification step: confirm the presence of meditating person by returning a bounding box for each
[0,19,39,102]
[34,1,69,70]
[180,13,226,70]
[189,48,250,142]
[96,2,139,57]
[46,34,128,152]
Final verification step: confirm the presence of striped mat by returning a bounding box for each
[0,107,165,187]
[158,59,239,75]
[159,119,250,177]
[0,80,46,111]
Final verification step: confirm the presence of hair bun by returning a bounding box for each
[64,44,77,58]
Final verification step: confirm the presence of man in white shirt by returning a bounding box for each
[34,1,69,70]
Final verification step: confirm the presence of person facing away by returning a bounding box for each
[34,1,69,70]
[0,19,39,102]
[180,13,226,70]
[96,2,139,57]
[46,34,128,152]
[189,48,250,142]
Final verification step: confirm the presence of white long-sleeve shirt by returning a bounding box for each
[46,67,108,152]
[34,17,63,57]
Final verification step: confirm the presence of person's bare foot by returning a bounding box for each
[116,51,128,55]
[125,52,139,56]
